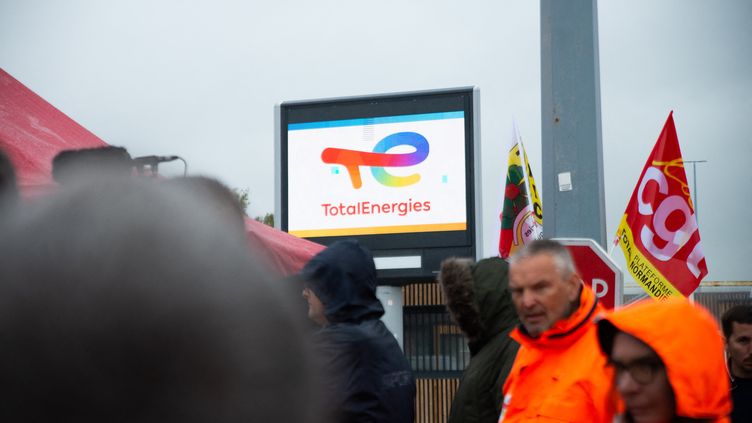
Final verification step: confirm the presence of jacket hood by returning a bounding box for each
[597,298,731,420]
[300,240,384,324]
[438,257,518,354]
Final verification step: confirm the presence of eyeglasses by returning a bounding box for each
[607,358,664,385]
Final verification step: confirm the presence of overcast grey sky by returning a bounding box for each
[1,0,750,281]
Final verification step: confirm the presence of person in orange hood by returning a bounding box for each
[597,298,732,423]
[498,240,615,422]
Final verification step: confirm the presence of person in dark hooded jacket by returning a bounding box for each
[438,256,520,423]
[301,240,416,423]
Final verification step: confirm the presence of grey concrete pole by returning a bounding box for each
[541,0,607,247]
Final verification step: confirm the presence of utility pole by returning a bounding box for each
[541,0,606,247]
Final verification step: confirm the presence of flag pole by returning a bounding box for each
[607,237,618,257]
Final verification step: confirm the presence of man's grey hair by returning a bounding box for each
[508,239,577,279]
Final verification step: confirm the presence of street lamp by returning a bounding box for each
[684,160,707,223]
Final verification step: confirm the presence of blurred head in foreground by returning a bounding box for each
[0,148,18,211]
[0,179,321,423]
[597,298,731,423]
[52,146,133,185]
[161,175,246,233]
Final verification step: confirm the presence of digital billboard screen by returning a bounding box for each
[277,87,480,283]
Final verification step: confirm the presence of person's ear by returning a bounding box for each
[569,273,583,301]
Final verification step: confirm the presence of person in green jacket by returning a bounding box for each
[438,257,520,423]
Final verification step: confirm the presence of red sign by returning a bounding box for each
[555,238,623,309]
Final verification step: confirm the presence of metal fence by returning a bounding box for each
[694,282,752,322]
[402,282,464,423]
[623,281,752,322]
[404,305,469,378]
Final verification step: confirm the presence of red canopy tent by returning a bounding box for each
[0,68,322,275]
[0,68,108,197]
[244,217,323,276]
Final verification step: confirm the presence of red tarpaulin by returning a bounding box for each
[244,217,324,276]
[0,68,322,274]
[0,68,108,197]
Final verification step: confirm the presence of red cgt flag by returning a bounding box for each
[616,112,707,298]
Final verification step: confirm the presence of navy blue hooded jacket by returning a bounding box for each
[302,240,416,423]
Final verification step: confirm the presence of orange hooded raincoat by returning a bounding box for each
[597,298,732,422]
[499,284,615,422]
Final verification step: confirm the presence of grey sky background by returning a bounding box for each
[1,0,750,281]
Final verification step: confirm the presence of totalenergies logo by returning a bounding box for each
[321,132,429,189]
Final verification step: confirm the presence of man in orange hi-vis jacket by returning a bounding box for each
[499,240,615,422]
[597,298,731,423]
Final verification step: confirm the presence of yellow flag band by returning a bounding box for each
[291,222,466,238]
[617,215,684,299]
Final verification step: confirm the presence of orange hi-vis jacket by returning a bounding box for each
[499,284,615,423]
[598,298,731,422]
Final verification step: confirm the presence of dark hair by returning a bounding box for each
[597,318,619,356]
[52,146,133,184]
[721,305,752,338]
[0,149,18,208]
[0,179,321,423]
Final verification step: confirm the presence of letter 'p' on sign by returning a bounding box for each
[554,238,623,309]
